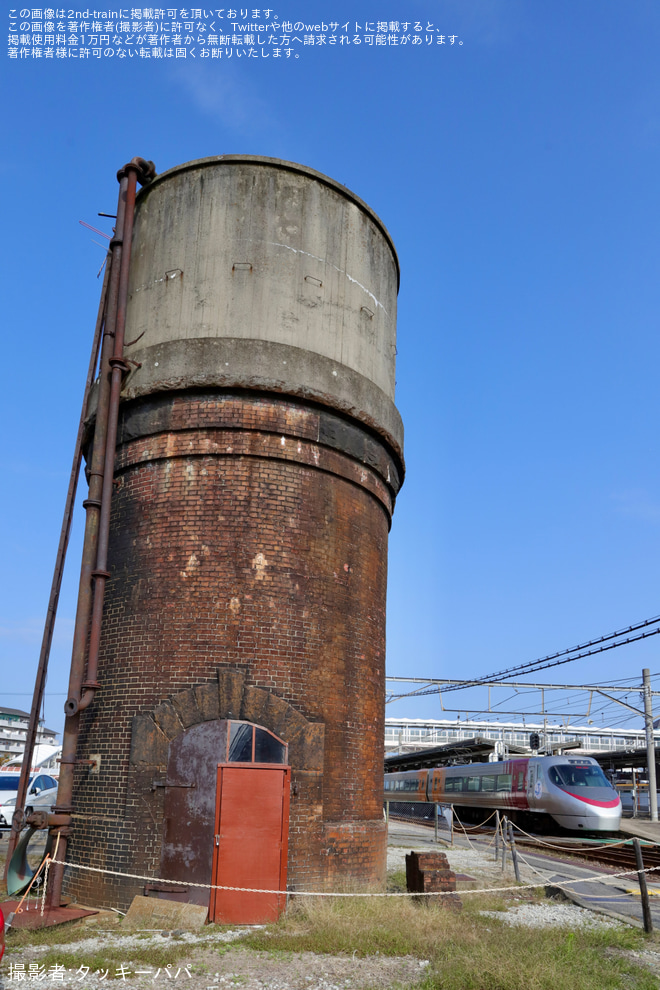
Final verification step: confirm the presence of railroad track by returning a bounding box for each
[389,812,660,873]
[514,836,660,873]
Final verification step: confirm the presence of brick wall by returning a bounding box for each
[65,391,401,909]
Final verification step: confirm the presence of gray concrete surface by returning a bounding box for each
[386,817,660,930]
[115,156,403,458]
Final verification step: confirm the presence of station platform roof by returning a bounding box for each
[592,745,660,772]
[384,736,529,771]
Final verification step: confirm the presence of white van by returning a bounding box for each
[0,773,59,828]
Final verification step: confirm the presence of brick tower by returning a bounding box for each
[65,156,404,911]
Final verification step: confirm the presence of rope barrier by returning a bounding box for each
[41,832,61,917]
[49,857,660,900]
[454,809,498,831]
[451,813,480,851]
[508,821,632,852]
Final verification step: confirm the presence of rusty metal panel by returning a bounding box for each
[159,720,229,906]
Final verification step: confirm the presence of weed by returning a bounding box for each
[386,869,407,893]
[240,894,658,990]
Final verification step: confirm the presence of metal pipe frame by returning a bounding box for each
[46,157,155,908]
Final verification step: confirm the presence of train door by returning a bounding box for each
[527,762,537,808]
[511,761,527,810]
[210,762,290,924]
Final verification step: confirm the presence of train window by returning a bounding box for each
[549,765,612,789]
[496,774,512,792]
[517,771,525,790]
[481,775,497,792]
[445,777,462,792]
[467,776,480,792]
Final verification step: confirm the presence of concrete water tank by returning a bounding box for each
[68,156,404,910]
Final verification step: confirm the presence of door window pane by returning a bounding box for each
[229,722,253,762]
[255,728,287,764]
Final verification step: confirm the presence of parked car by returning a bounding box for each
[0,773,59,828]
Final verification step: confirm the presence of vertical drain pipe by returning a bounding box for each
[79,159,147,710]
[47,158,155,908]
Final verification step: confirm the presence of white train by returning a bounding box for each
[384,754,621,831]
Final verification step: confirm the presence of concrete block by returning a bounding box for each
[194,682,220,722]
[218,668,246,719]
[122,895,208,930]
[152,701,183,741]
[129,716,169,766]
[263,692,290,738]
[240,684,270,726]
[171,689,204,728]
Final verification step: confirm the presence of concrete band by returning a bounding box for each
[119,338,405,468]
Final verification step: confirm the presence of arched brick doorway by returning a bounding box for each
[158,718,290,921]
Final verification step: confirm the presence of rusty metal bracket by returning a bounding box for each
[25,810,50,830]
[151,780,196,791]
[108,357,130,374]
[82,498,102,510]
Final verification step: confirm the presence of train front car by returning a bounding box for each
[531,756,621,831]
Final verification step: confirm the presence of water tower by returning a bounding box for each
[60,156,404,916]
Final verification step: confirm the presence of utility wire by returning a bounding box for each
[387,621,660,704]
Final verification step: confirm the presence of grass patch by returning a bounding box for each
[386,869,407,893]
[237,894,658,990]
[34,942,196,974]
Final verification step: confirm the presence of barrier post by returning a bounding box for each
[633,837,653,933]
[501,816,508,872]
[508,822,521,883]
[494,810,500,861]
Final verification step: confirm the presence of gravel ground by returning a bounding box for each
[24,928,256,956]
[0,832,652,989]
[479,901,625,930]
[0,936,431,990]
[387,837,541,889]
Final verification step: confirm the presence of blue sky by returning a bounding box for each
[2,0,660,740]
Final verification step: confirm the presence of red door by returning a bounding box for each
[210,764,290,924]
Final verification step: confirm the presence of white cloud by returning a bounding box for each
[171,65,277,135]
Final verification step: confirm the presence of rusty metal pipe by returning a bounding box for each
[2,257,113,883]
[48,173,130,908]
[62,178,129,720]
[46,181,127,908]
[47,158,155,908]
[79,163,140,711]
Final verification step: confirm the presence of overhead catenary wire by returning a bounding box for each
[387,618,660,704]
